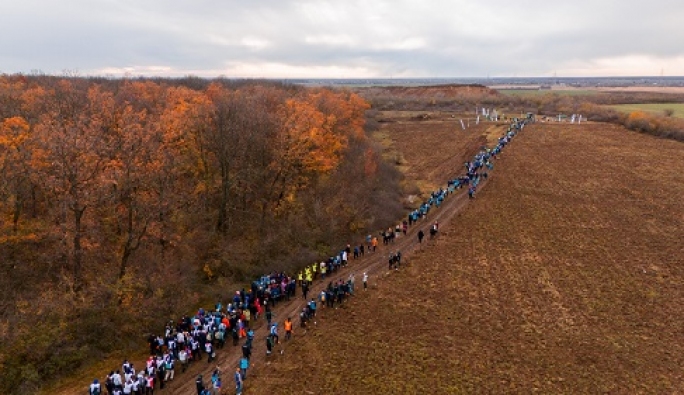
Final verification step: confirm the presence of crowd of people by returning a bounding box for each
[88,119,528,395]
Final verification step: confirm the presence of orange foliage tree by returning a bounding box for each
[0,76,403,395]
[35,81,110,291]
[0,116,34,232]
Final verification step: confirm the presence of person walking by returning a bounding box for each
[234,368,243,395]
[232,325,240,347]
[145,375,154,395]
[240,356,250,379]
[241,343,251,360]
[363,272,368,291]
[196,375,205,395]
[265,307,273,327]
[299,307,309,328]
[89,379,102,395]
[418,229,425,244]
[270,323,279,344]
[284,318,293,341]
[309,298,317,318]
[302,280,309,300]
[205,341,215,363]
[179,348,188,373]
[164,358,174,382]
[246,329,254,349]
[266,334,274,356]
[212,377,221,395]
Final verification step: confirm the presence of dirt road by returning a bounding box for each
[160,127,509,395]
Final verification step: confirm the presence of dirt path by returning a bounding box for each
[50,118,509,395]
[161,129,508,394]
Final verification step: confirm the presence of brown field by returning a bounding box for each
[372,110,499,194]
[491,85,684,95]
[596,86,684,94]
[360,84,498,99]
[245,122,684,394]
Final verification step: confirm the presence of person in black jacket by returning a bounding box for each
[195,375,205,395]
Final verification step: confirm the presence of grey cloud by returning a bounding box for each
[1,0,683,77]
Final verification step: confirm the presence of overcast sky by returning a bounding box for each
[2,0,683,78]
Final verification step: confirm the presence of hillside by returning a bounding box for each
[358,84,498,99]
[245,122,684,394]
[356,84,500,111]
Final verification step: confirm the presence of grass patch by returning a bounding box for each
[607,103,684,118]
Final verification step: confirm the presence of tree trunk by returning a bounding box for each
[73,204,86,292]
[119,200,147,280]
[217,162,230,232]
[30,184,37,219]
[12,194,21,233]
[119,202,134,280]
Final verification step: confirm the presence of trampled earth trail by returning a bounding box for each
[104,123,513,395]
[245,122,684,394]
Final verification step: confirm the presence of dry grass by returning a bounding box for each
[608,103,684,119]
[371,110,488,196]
[246,122,684,394]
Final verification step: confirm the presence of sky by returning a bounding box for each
[1,0,684,78]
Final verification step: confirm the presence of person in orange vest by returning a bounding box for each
[284,317,293,341]
[371,236,378,252]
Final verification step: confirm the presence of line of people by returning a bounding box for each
[88,118,529,395]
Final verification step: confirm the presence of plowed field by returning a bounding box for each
[246,122,684,394]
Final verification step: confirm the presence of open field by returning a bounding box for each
[608,102,684,118]
[598,86,684,94]
[246,122,684,394]
[372,110,495,194]
[499,89,600,97]
[492,85,684,95]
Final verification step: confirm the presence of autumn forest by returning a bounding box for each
[0,76,402,393]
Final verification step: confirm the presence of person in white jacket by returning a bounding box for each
[89,379,101,395]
